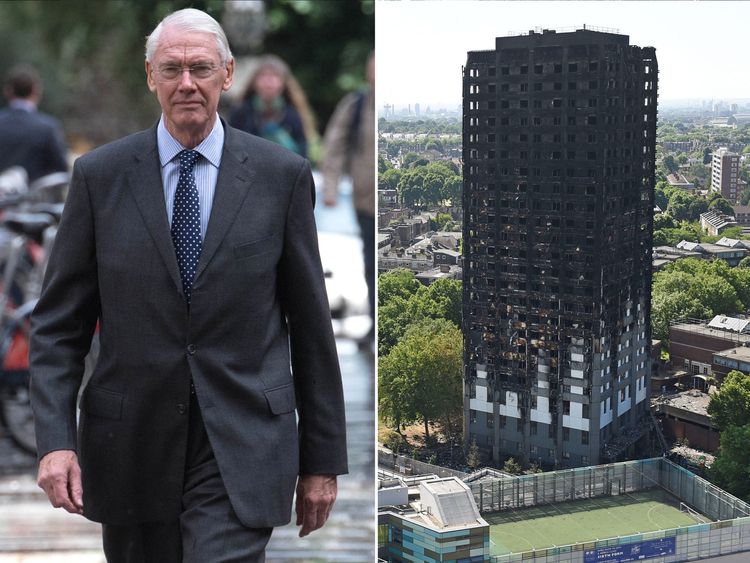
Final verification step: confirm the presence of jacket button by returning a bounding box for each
[177,403,186,415]
[186,344,196,355]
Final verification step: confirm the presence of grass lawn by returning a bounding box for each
[486,489,706,555]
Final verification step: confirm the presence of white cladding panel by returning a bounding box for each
[499,391,521,419]
[563,402,589,431]
[531,396,552,424]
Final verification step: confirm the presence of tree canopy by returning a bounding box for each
[651,259,750,341]
[378,270,462,357]
[378,318,463,438]
[710,424,750,502]
[397,161,462,207]
[706,371,750,502]
[0,0,373,148]
[708,370,750,432]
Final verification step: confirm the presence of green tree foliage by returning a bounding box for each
[401,152,423,168]
[502,457,523,475]
[652,222,702,247]
[378,168,402,190]
[260,0,373,129]
[688,199,709,220]
[651,290,711,342]
[706,371,750,501]
[709,197,735,216]
[430,212,454,231]
[710,425,750,502]
[0,0,373,146]
[653,214,676,231]
[663,154,679,174]
[378,155,392,174]
[707,371,750,432]
[703,147,712,164]
[654,258,750,315]
[651,259,748,341]
[466,439,482,470]
[377,268,421,307]
[654,181,670,210]
[381,429,406,452]
[378,318,463,438]
[424,140,444,154]
[397,161,462,207]
[666,190,696,221]
[738,256,750,268]
[378,270,461,356]
[378,118,461,135]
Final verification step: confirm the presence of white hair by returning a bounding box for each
[145,8,233,64]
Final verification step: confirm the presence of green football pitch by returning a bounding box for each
[486,489,706,556]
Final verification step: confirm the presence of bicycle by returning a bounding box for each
[0,168,99,454]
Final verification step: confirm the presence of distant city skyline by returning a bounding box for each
[377,1,750,108]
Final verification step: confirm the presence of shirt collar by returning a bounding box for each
[9,99,36,112]
[157,115,224,168]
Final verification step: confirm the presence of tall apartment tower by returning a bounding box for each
[711,147,741,203]
[462,29,657,469]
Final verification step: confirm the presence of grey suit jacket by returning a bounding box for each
[29,122,347,527]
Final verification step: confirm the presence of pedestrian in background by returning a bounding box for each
[0,65,68,181]
[322,52,375,349]
[229,54,316,158]
[30,8,346,561]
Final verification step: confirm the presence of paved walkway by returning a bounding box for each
[0,336,374,562]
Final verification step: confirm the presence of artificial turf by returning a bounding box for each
[485,489,705,555]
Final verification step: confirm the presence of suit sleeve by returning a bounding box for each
[29,158,100,460]
[278,160,348,475]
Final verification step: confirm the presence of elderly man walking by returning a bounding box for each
[30,8,347,562]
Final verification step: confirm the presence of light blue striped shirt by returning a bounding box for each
[157,115,224,240]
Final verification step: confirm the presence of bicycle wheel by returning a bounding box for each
[0,300,99,455]
[1,383,35,453]
[0,301,35,453]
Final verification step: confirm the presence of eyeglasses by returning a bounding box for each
[154,64,220,82]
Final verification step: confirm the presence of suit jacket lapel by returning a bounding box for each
[195,127,255,281]
[127,128,184,294]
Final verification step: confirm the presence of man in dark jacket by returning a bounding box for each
[0,65,68,181]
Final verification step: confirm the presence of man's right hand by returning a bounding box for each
[37,450,83,514]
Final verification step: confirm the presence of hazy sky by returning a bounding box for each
[377,0,750,109]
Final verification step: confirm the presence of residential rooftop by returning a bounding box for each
[654,389,712,417]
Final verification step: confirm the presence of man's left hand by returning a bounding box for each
[295,474,337,537]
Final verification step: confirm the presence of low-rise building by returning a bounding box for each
[395,216,430,246]
[670,318,750,381]
[653,390,719,452]
[712,346,750,381]
[676,239,747,266]
[378,188,399,209]
[715,236,750,250]
[666,172,696,192]
[379,477,489,562]
[699,209,738,236]
[416,264,462,286]
[652,245,704,270]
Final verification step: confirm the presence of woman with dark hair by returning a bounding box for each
[229,55,316,158]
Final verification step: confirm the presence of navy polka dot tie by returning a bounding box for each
[172,149,202,305]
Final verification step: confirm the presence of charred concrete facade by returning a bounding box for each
[462,29,656,469]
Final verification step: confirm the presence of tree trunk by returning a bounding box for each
[424,418,430,439]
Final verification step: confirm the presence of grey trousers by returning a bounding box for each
[102,392,273,563]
